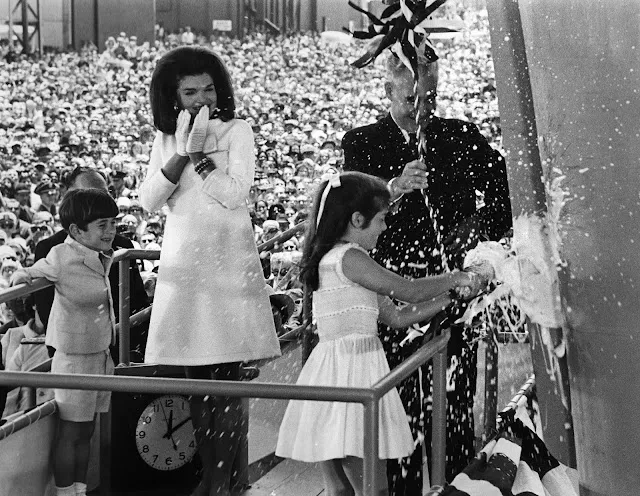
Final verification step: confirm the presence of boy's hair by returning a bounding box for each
[59,188,119,231]
[300,171,390,290]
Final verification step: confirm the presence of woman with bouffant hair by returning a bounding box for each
[140,46,280,496]
[150,45,235,134]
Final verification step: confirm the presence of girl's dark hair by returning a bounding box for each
[300,171,390,290]
[150,46,235,134]
[60,188,119,231]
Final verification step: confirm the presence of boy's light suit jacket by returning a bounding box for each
[25,236,115,354]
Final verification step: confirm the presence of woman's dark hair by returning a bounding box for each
[60,188,119,231]
[6,293,35,323]
[268,203,286,220]
[150,46,235,134]
[300,171,390,290]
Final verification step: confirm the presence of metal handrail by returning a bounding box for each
[426,374,538,495]
[369,330,451,487]
[0,332,450,493]
[0,399,56,441]
[373,332,450,395]
[0,245,450,494]
[505,374,536,406]
[4,305,154,394]
[257,221,306,253]
[481,373,536,447]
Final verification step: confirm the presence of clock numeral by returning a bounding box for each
[153,404,160,413]
[189,440,195,448]
[137,431,146,439]
[179,452,186,461]
[144,415,152,423]
[165,457,173,466]
[153,455,158,464]
[142,445,149,453]
[165,398,173,408]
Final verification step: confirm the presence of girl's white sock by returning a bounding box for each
[55,485,76,496]
[74,482,88,496]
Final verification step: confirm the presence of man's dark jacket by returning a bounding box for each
[342,114,512,273]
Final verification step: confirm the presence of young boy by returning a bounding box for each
[11,188,119,496]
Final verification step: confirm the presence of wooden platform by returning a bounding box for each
[244,459,324,496]
[101,459,325,496]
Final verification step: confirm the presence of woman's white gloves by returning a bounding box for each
[175,110,191,157]
[186,105,210,154]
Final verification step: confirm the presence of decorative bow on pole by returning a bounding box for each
[347,0,447,76]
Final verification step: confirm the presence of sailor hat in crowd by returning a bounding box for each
[34,181,57,196]
[300,144,317,154]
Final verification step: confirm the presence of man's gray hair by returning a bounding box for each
[385,51,439,84]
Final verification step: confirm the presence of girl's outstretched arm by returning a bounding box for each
[342,247,476,303]
[377,294,451,329]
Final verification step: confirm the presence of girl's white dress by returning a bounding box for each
[276,243,414,461]
[140,119,281,366]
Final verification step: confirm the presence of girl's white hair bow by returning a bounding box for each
[316,173,341,228]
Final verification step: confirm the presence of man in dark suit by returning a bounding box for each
[35,167,149,363]
[343,54,512,492]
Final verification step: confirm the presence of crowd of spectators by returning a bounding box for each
[0,5,501,415]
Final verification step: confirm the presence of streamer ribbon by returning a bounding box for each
[347,0,448,75]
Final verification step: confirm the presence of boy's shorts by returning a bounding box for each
[51,350,115,422]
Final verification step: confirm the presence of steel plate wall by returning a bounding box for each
[489,1,640,494]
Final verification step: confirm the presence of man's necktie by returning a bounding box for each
[408,132,418,157]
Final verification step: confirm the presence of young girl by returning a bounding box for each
[275,172,479,496]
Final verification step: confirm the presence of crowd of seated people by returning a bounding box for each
[0,2,500,420]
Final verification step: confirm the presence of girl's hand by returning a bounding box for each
[453,270,482,299]
[10,270,32,286]
[186,105,209,154]
[175,110,190,157]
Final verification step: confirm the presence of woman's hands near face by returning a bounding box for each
[186,105,209,154]
[175,110,190,157]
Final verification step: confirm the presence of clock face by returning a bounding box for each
[135,394,198,471]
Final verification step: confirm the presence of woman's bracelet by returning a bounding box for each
[194,156,215,175]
